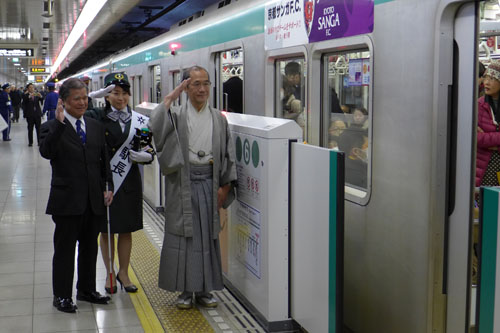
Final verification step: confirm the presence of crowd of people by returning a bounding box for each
[0,81,58,146]
[5,65,238,314]
[328,106,369,189]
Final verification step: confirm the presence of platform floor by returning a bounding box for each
[0,120,265,332]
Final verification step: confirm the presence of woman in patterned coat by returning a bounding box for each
[477,60,500,187]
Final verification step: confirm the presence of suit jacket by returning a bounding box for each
[0,91,12,114]
[22,93,42,118]
[39,116,113,216]
[86,107,143,229]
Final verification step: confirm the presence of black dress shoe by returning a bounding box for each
[53,296,77,313]
[76,291,110,304]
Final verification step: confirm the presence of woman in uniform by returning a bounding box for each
[87,73,155,293]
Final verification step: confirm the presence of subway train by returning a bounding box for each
[71,0,480,332]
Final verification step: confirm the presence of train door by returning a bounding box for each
[149,65,161,103]
[133,75,143,105]
[434,1,478,332]
[171,70,183,106]
[216,48,244,113]
[130,76,135,108]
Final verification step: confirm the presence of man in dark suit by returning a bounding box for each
[39,78,114,313]
[22,83,43,146]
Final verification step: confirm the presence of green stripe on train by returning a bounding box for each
[479,188,500,332]
[114,6,263,69]
[329,151,337,332]
[107,0,394,71]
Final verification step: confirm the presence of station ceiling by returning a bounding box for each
[0,0,221,85]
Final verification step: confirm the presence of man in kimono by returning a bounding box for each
[149,66,237,309]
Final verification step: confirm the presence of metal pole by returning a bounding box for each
[106,182,114,294]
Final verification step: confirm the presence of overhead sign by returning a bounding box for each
[31,59,45,66]
[0,48,34,57]
[35,76,45,83]
[265,0,374,50]
[30,67,49,74]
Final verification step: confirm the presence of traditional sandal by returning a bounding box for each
[175,292,193,309]
[195,293,218,308]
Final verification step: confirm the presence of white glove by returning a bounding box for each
[129,149,153,163]
[89,85,115,99]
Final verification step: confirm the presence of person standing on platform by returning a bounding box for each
[39,78,113,313]
[149,65,237,309]
[43,82,59,121]
[0,83,13,141]
[9,84,21,123]
[86,73,155,294]
[22,83,43,146]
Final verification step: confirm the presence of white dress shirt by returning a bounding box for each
[111,106,129,132]
[63,110,85,133]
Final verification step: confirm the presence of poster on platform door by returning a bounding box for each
[233,133,263,278]
[265,0,374,50]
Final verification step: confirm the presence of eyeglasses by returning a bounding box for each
[190,81,211,88]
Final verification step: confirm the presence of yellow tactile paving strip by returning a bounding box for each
[130,230,214,333]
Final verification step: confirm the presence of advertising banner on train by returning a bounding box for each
[265,0,374,50]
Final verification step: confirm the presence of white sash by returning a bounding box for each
[109,110,149,193]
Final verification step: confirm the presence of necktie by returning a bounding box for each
[75,119,86,144]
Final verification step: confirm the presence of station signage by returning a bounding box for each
[30,67,49,74]
[31,59,45,66]
[265,0,374,50]
[35,76,45,83]
[0,48,34,57]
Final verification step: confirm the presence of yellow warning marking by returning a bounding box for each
[127,263,164,332]
[130,230,214,332]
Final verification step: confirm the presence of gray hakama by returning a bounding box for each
[159,164,223,293]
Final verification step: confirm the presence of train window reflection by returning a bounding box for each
[172,71,182,106]
[276,58,306,136]
[324,50,370,192]
[219,48,243,113]
[150,65,161,103]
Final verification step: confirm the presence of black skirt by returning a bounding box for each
[99,164,143,234]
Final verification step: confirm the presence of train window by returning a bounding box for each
[172,71,182,106]
[218,48,243,113]
[276,58,306,136]
[130,76,135,107]
[323,49,371,192]
[150,65,161,103]
[133,76,142,105]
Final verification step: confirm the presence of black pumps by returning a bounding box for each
[116,274,138,293]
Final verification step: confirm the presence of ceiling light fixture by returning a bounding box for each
[50,0,109,75]
[42,0,54,18]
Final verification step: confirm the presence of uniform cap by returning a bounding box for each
[485,60,500,82]
[2,83,10,90]
[46,82,55,87]
[104,72,130,88]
